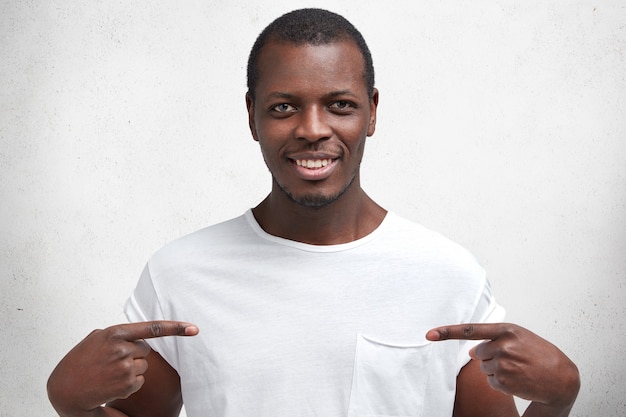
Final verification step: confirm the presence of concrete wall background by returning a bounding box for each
[1,1,624,416]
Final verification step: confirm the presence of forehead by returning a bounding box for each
[255,39,367,97]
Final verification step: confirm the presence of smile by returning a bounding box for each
[295,159,333,169]
[291,157,338,181]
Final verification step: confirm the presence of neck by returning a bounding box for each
[252,183,386,245]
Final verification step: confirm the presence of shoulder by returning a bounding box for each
[382,212,483,272]
[147,212,254,271]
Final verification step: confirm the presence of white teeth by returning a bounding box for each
[296,159,331,169]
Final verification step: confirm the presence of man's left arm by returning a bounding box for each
[427,323,580,417]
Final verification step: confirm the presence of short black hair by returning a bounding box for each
[246,8,375,100]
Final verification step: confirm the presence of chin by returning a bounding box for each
[282,185,348,209]
[274,174,357,209]
[292,193,340,209]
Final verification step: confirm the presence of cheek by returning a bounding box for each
[342,121,370,151]
[353,138,367,163]
[257,138,284,167]
[256,118,292,142]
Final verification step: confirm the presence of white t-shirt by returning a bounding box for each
[126,210,504,417]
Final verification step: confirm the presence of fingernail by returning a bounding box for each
[426,330,441,341]
[185,325,199,335]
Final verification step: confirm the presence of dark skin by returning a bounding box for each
[47,321,196,417]
[246,39,385,245]
[47,39,579,417]
[432,324,580,417]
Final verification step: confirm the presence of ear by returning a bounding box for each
[245,92,259,142]
[367,88,379,137]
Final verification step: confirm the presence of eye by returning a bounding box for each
[272,103,297,113]
[329,101,355,111]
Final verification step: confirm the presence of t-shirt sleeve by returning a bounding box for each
[124,264,180,370]
[456,278,506,369]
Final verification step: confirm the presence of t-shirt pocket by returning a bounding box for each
[347,333,433,417]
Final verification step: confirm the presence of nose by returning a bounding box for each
[294,106,332,142]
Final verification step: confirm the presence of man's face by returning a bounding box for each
[247,39,378,208]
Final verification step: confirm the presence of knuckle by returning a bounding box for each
[488,376,503,390]
[487,367,510,389]
[135,339,151,355]
[120,375,142,398]
[111,344,131,360]
[493,372,509,387]
[502,322,519,336]
[149,322,163,337]
[175,322,187,335]
[119,357,135,373]
[463,325,474,337]
[135,358,149,375]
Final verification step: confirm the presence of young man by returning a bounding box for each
[48,9,580,417]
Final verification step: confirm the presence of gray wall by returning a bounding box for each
[1,1,624,416]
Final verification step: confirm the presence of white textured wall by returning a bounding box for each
[1,2,624,416]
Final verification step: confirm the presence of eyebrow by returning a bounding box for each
[326,90,358,99]
[268,92,296,100]
[267,90,358,101]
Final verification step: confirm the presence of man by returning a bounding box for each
[47,8,580,417]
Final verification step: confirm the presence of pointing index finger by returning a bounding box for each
[426,323,507,341]
[110,321,199,341]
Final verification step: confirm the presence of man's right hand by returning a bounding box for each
[47,321,199,417]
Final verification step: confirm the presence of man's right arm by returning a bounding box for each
[47,321,198,417]
[428,323,580,417]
